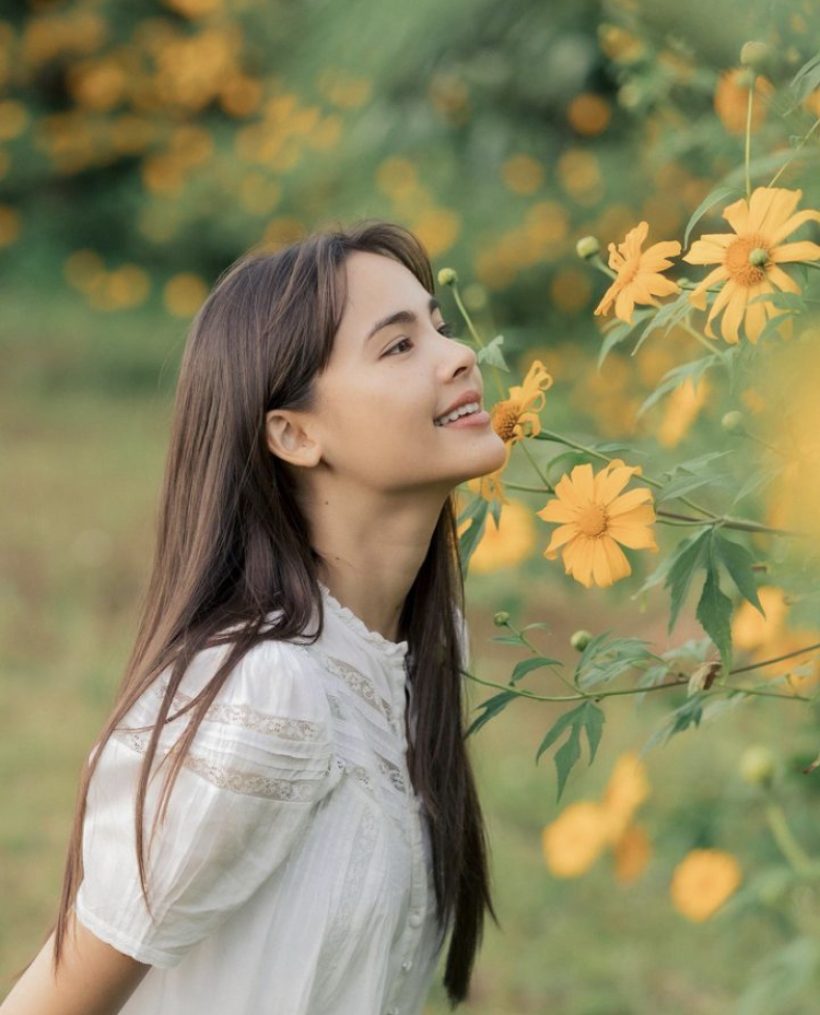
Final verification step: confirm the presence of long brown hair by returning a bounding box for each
[19,218,498,1008]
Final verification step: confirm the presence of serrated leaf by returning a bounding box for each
[465,688,518,738]
[748,290,805,313]
[597,309,654,368]
[535,701,606,802]
[695,540,733,676]
[477,334,510,370]
[458,499,489,573]
[637,355,720,418]
[729,464,781,508]
[664,529,711,635]
[631,289,693,355]
[684,183,743,248]
[510,656,562,684]
[713,532,764,614]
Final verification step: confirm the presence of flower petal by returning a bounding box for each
[607,486,653,518]
[720,286,747,344]
[684,239,730,265]
[591,538,614,587]
[607,520,658,550]
[545,523,579,555]
[614,285,636,322]
[571,463,595,503]
[601,536,634,581]
[770,208,820,245]
[722,196,750,235]
[538,498,577,523]
[766,264,800,294]
[748,187,801,236]
[770,240,820,264]
[565,537,595,588]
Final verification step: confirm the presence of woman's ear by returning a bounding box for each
[265,410,321,468]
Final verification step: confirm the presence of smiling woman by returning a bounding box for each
[2,220,507,1015]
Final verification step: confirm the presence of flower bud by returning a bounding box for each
[570,629,592,651]
[493,610,510,626]
[748,247,768,267]
[576,236,601,260]
[437,267,458,287]
[739,745,776,788]
[721,410,746,435]
[740,41,770,71]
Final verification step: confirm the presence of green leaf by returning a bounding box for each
[574,632,660,690]
[736,937,820,1015]
[596,309,654,369]
[458,499,488,573]
[636,355,720,418]
[713,532,764,615]
[631,289,694,355]
[787,52,820,110]
[535,701,606,802]
[695,536,733,676]
[477,334,510,370]
[465,689,518,738]
[683,183,743,249]
[748,290,805,313]
[510,656,562,685]
[643,694,705,751]
[663,529,711,635]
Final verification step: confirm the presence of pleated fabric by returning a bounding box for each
[74,583,470,1015]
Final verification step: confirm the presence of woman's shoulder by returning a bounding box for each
[150,622,332,731]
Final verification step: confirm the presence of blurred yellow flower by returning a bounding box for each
[464,498,536,574]
[538,459,658,589]
[567,93,611,136]
[600,750,651,844]
[732,585,789,652]
[541,801,612,878]
[714,68,774,135]
[593,221,681,324]
[613,824,652,884]
[501,154,545,196]
[412,207,460,258]
[0,204,21,246]
[683,186,820,344]
[670,849,742,922]
[164,272,208,317]
[656,376,709,448]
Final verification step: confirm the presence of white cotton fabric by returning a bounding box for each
[74,582,470,1015]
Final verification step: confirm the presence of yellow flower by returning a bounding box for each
[541,801,611,878]
[464,498,536,574]
[537,459,659,589]
[469,359,554,507]
[713,68,774,135]
[613,824,652,884]
[600,750,651,844]
[489,358,554,453]
[593,221,681,323]
[683,187,820,344]
[670,849,742,922]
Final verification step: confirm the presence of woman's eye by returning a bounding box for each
[386,337,413,356]
[384,321,456,356]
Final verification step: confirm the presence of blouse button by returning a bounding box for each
[401,959,413,972]
[407,910,423,928]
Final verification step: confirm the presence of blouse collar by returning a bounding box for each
[317,580,410,666]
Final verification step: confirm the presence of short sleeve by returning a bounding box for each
[74,639,340,968]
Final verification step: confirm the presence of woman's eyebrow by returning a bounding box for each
[364,296,441,344]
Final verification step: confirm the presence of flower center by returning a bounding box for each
[491,401,521,443]
[724,234,769,287]
[577,503,608,537]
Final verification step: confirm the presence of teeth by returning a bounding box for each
[435,401,480,426]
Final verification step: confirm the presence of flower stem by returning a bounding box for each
[745,74,755,200]
[769,116,820,188]
[729,641,820,677]
[450,281,507,404]
[762,794,817,877]
[519,439,555,494]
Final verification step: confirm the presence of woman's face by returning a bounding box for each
[273,250,507,497]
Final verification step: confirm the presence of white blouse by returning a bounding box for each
[74,582,470,1015]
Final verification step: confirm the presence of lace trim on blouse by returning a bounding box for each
[111,728,334,801]
[129,678,326,742]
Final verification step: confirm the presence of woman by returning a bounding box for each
[2,219,508,1014]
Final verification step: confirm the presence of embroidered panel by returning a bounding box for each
[110,728,331,802]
